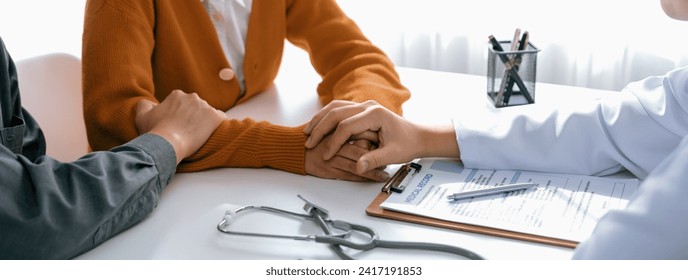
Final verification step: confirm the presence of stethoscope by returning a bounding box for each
[216,195,484,260]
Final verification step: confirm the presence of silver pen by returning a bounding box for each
[446,183,538,201]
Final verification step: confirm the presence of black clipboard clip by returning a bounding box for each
[381,162,422,194]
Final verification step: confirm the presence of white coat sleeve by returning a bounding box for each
[572,136,688,259]
[455,66,688,179]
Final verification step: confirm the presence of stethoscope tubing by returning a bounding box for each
[218,203,484,260]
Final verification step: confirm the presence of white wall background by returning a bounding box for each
[0,1,86,61]
[1,0,686,91]
[338,0,688,91]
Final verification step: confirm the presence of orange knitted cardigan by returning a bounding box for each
[82,0,410,174]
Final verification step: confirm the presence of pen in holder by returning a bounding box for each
[487,34,540,108]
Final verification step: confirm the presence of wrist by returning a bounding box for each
[417,123,460,159]
[148,128,185,164]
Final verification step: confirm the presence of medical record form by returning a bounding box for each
[379,158,639,243]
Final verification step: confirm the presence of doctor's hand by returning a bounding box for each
[305,134,390,182]
[304,100,382,144]
[305,104,459,174]
[135,89,226,164]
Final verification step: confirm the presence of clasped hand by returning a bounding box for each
[303,100,420,182]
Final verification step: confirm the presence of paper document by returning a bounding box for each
[381,158,639,242]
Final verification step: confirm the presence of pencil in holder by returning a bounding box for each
[487,41,540,107]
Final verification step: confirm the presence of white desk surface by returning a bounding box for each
[77,58,616,260]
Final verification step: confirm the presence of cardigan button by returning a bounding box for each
[218,68,235,81]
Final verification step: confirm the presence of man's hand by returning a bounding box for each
[135,90,226,163]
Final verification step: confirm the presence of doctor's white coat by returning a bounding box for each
[454,66,688,259]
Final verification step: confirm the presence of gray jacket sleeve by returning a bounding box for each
[0,35,178,259]
[0,133,177,259]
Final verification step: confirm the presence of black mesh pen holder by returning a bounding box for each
[487,41,540,107]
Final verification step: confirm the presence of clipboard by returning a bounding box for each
[365,162,578,248]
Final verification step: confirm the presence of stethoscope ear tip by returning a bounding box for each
[217,210,237,232]
[223,210,236,224]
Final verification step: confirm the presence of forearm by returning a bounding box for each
[455,103,623,176]
[455,92,678,178]
[82,0,157,151]
[177,119,308,174]
[319,65,411,115]
[0,134,176,259]
[417,123,460,159]
[286,0,410,114]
